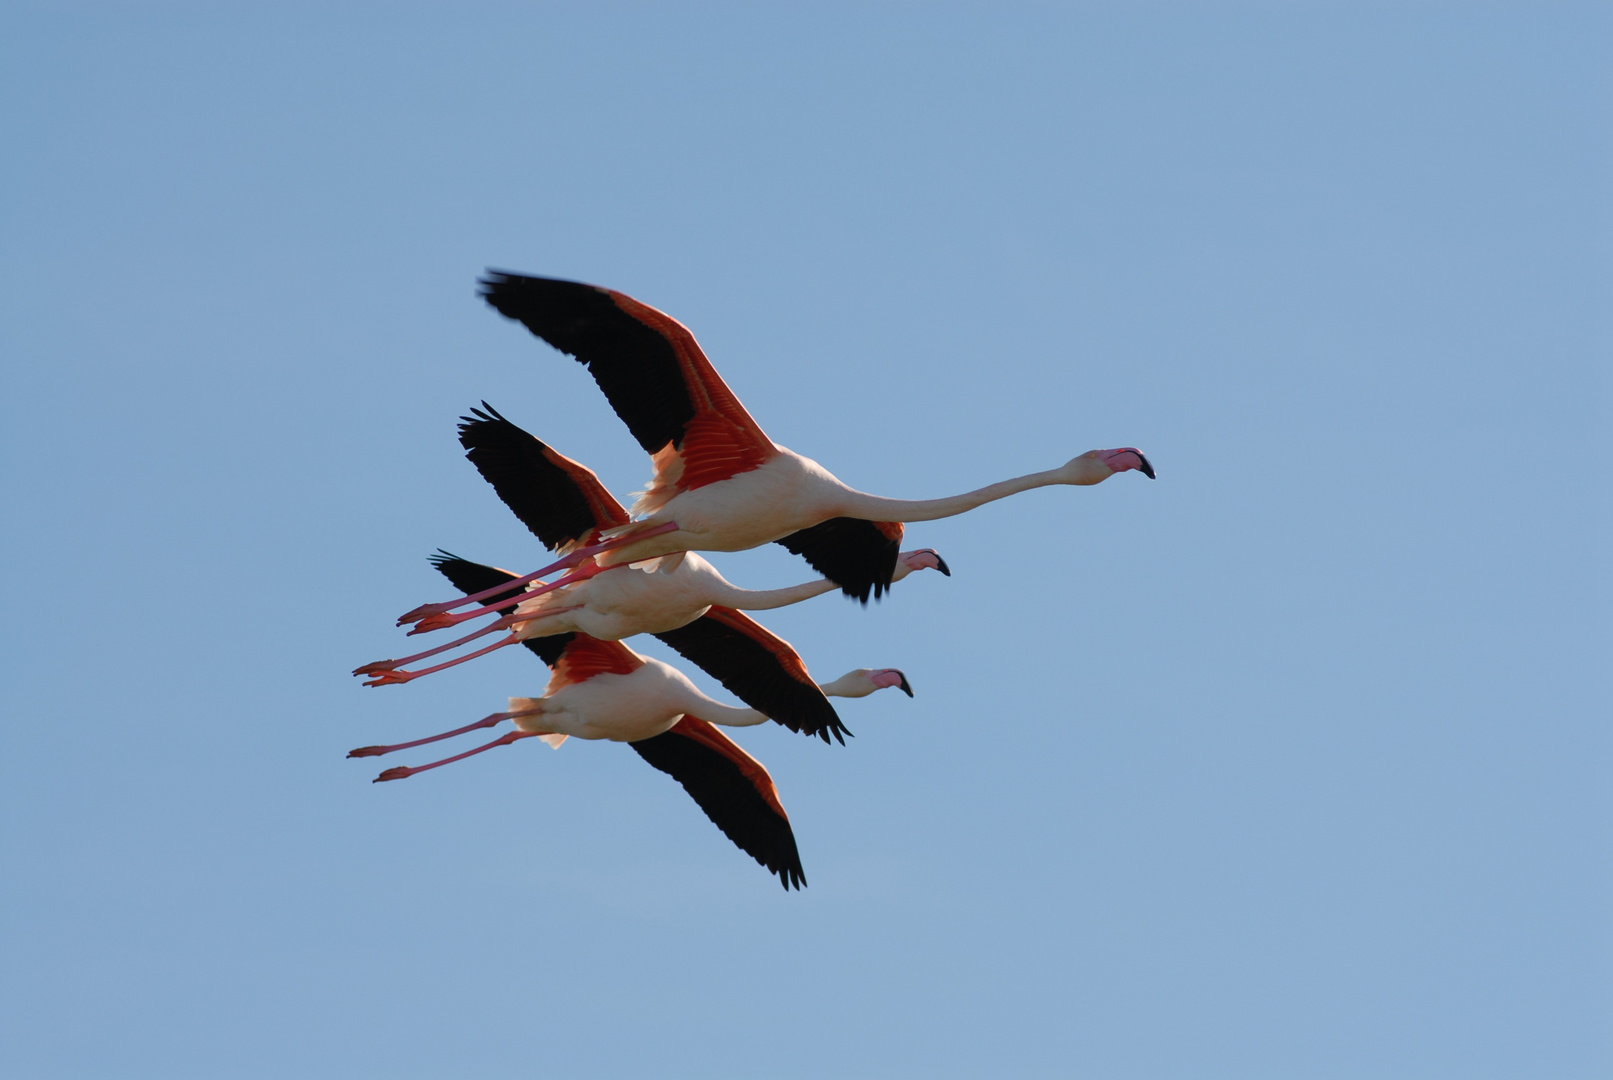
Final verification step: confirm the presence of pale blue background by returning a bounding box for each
[2,4,1606,1078]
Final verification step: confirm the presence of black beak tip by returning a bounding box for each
[896,672,914,697]
[1137,453,1156,480]
[934,554,952,577]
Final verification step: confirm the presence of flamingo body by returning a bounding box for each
[509,551,718,640]
[397,408,946,738]
[477,271,1154,600]
[510,654,752,744]
[431,553,936,742]
[606,446,866,558]
[507,546,942,643]
[353,633,911,888]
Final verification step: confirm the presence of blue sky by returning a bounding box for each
[2,4,1606,1077]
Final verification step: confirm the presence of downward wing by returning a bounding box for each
[775,517,905,603]
[478,271,777,494]
[653,606,850,745]
[458,403,630,551]
[630,717,805,890]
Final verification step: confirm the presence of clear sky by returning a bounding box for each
[2,4,1606,1078]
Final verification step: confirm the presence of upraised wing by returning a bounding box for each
[654,606,850,745]
[478,271,777,496]
[775,517,905,604]
[630,717,805,889]
[458,403,630,551]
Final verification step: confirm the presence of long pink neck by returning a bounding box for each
[677,553,838,611]
[833,467,1067,523]
[678,670,899,729]
[707,578,838,611]
[675,685,770,729]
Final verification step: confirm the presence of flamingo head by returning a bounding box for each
[868,668,913,696]
[820,668,915,698]
[891,548,952,583]
[1062,448,1156,484]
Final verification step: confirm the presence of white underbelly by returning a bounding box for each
[513,669,688,742]
[656,451,837,550]
[580,565,713,635]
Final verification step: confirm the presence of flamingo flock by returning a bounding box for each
[354,271,1153,888]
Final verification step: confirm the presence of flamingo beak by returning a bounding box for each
[1099,448,1156,479]
[868,668,914,696]
[932,553,952,576]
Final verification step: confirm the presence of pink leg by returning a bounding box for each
[371,729,542,781]
[396,522,681,626]
[354,617,519,677]
[407,561,606,635]
[361,633,522,686]
[503,603,582,630]
[347,709,538,758]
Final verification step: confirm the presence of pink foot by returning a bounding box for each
[354,618,516,677]
[408,609,481,635]
[360,634,521,686]
[347,708,539,760]
[361,669,417,687]
[370,729,539,781]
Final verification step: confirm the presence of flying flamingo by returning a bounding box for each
[386,550,916,742]
[395,272,1152,630]
[350,633,912,888]
[354,405,946,742]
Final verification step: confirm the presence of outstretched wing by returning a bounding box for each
[775,517,904,603]
[478,271,777,494]
[630,717,805,890]
[428,552,575,666]
[653,606,850,745]
[458,403,630,551]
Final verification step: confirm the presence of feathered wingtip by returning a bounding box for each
[428,548,467,571]
[457,400,511,441]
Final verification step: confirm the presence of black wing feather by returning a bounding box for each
[630,730,805,889]
[428,552,573,666]
[479,272,695,456]
[457,404,612,550]
[775,517,901,603]
[653,617,849,745]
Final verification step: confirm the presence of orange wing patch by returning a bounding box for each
[698,606,815,687]
[539,443,631,546]
[874,521,905,543]
[670,716,789,821]
[549,635,643,691]
[676,412,776,492]
[608,290,776,492]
